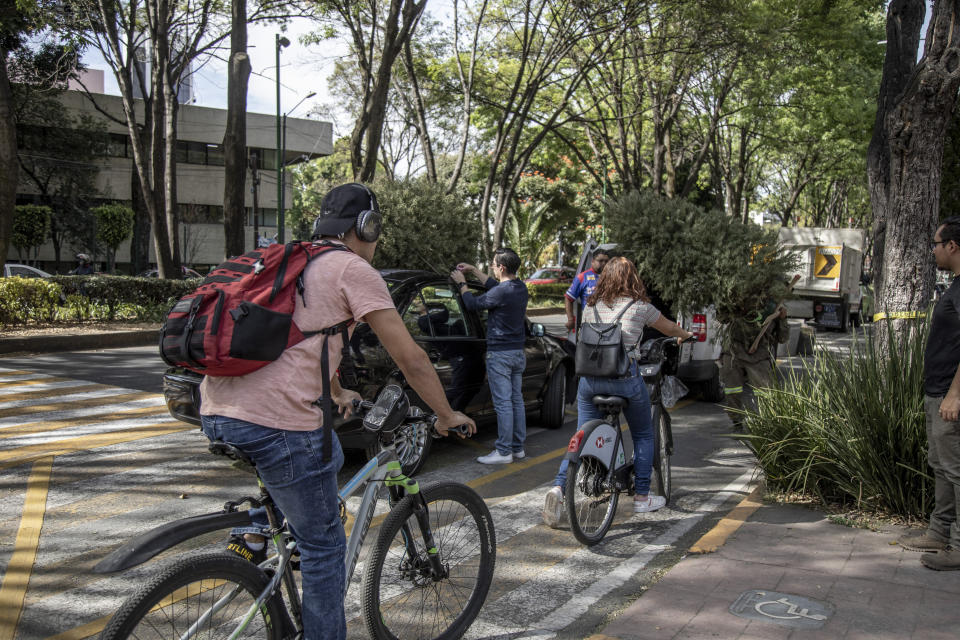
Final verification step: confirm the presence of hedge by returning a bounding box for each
[527,282,567,306]
[0,275,199,326]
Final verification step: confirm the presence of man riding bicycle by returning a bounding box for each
[199,183,476,640]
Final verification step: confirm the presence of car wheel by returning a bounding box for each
[539,363,567,429]
[365,419,433,477]
[699,367,725,403]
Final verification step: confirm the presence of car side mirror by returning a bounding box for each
[530,323,545,337]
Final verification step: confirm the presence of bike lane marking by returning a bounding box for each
[688,484,763,554]
[493,468,757,639]
[0,391,155,420]
[0,383,107,404]
[0,376,74,390]
[0,455,53,640]
[0,405,168,441]
[0,422,192,471]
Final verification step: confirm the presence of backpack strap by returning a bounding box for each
[296,242,354,307]
[611,299,638,324]
[313,320,354,461]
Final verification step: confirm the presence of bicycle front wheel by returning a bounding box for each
[100,553,286,640]
[565,455,619,545]
[362,482,496,640]
[651,405,672,503]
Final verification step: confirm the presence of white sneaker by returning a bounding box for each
[634,495,667,513]
[513,450,526,460]
[477,450,513,464]
[543,486,564,528]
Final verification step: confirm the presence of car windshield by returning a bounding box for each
[530,269,559,279]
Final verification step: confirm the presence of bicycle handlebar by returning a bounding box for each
[351,398,472,437]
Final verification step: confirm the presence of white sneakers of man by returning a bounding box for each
[543,486,564,528]
[634,495,667,513]
[476,450,514,464]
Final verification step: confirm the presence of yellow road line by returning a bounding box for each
[0,391,156,420]
[0,377,72,390]
[0,456,53,640]
[44,616,109,640]
[689,484,763,554]
[0,422,193,471]
[0,383,105,404]
[0,405,167,441]
[0,370,31,377]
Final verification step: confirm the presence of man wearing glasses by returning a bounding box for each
[898,217,960,570]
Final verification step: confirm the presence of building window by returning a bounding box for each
[206,143,224,166]
[108,133,129,158]
[246,207,277,227]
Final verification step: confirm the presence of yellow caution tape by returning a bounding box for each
[872,311,926,321]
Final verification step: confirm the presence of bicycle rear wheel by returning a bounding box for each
[651,405,672,503]
[100,553,286,640]
[565,455,619,545]
[362,482,496,640]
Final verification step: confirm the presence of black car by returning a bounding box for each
[163,270,574,475]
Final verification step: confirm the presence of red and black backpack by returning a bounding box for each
[160,241,356,460]
[160,241,352,377]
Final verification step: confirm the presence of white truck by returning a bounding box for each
[778,227,866,332]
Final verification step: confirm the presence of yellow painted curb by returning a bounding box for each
[689,484,763,554]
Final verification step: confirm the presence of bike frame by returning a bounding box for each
[224,439,436,640]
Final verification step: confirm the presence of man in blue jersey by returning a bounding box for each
[564,248,610,333]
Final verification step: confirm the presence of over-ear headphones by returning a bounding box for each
[355,184,382,243]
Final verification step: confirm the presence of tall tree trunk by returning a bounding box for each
[164,80,182,267]
[877,0,960,345]
[222,0,250,259]
[401,39,435,182]
[0,53,17,268]
[130,159,150,273]
[867,0,924,306]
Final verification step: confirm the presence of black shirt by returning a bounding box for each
[925,277,960,396]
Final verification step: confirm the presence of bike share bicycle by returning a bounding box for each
[564,336,692,545]
[94,385,496,640]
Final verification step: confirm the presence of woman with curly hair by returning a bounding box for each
[543,257,693,526]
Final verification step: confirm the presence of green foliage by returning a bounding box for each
[740,320,930,518]
[93,203,134,250]
[0,276,62,325]
[369,178,481,271]
[12,204,51,259]
[605,190,796,326]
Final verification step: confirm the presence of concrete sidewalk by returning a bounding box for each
[591,500,960,640]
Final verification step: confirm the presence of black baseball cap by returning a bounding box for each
[312,183,380,238]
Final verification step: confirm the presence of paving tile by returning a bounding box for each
[738,619,793,639]
[672,595,751,639]
[601,585,702,639]
[826,576,876,605]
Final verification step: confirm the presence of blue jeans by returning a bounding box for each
[201,415,346,640]
[487,349,527,455]
[553,371,654,494]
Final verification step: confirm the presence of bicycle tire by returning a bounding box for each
[651,405,672,503]
[362,482,496,640]
[565,454,619,545]
[100,552,286,640]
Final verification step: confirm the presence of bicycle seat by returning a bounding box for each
[208,441,255,468]
[591,395,628,411]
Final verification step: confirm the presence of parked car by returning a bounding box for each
[139,266,203,279]
[162,269,575,476]
[3,263,52,278]
[524,266,575,285]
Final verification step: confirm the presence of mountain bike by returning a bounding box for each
[94,384,496,640]
[564,336,689,545]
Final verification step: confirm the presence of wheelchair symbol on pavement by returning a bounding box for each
[754,596,827,621]
[730,589,834,629]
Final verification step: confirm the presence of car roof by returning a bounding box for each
[379,269,443,286]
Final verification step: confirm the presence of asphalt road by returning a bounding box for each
[0,322,858,639]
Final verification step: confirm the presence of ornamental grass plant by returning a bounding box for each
[741,320,931,519]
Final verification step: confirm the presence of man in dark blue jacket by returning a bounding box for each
[452,248,529,463]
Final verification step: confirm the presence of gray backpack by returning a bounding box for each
[574,300,638,378]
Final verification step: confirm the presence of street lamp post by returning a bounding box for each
[275,34,290,243]
[280,91,316,240]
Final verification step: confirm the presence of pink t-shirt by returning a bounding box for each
[199,244,395,430]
